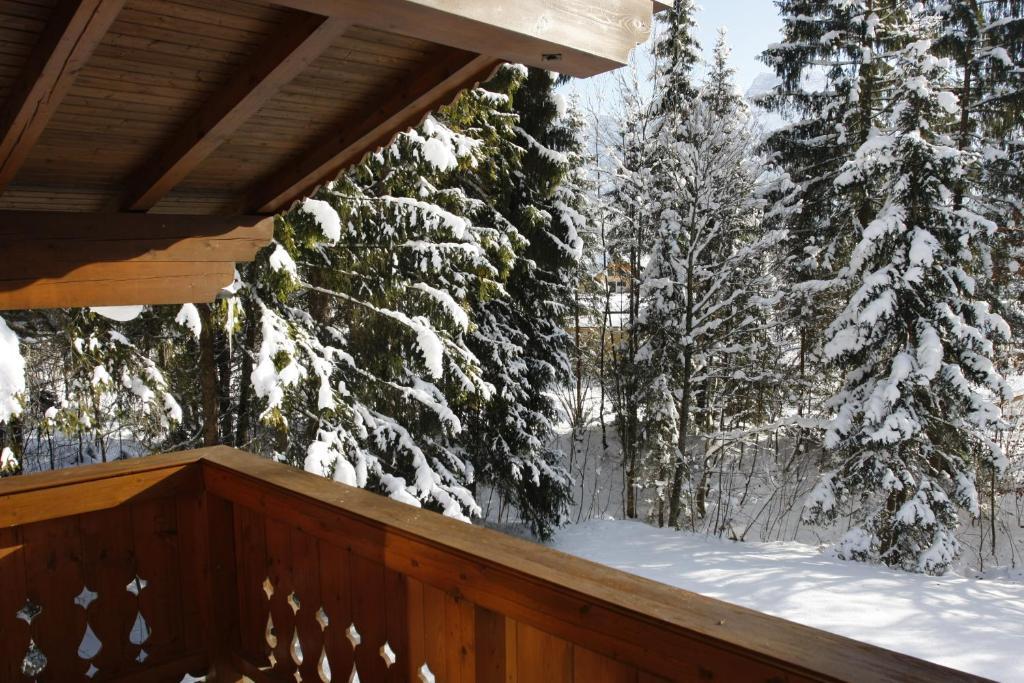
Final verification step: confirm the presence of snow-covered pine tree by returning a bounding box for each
[806,6,1012,574]
[759,0,889,424]
[637,30,782,529]
[460,66,585,538]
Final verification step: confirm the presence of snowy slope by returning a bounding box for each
[552,520,1024,681]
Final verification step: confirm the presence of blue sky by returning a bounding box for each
[562,2,784,109]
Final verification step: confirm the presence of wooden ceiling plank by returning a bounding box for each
[119,12,352,212]
[245,49,501,215]
[0,0,126,194]
[270,0,655,77]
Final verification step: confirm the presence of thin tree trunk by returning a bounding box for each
[198,304,220,447]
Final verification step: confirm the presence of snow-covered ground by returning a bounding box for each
[552,520,1024,682]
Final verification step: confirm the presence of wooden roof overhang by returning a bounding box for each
[0,0,664,311]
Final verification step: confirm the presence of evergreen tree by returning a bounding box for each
[638,31,782,529]
[805,8,1011,573]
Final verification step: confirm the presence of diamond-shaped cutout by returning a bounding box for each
[265,613,278,649]
[380,642,396,668]
[418,663,435,683]
[263,577,275,600]
[126,576,148,596]
[287,591,301,615]
[346,623,361,649]
[16,598,42,625]
[348,663,360,683]
[75,586,98,610]
[20,640,47,677]
[85,663,99,679]
[316,606,329,631]
[136,649,148,664]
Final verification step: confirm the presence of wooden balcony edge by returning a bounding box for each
[196,446,990,683]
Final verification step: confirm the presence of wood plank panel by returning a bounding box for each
[271,0,655,77]
[130,495,186,665]
[384,567,409,683]
[207,494,240,676]
[318,540,355,682]
[119,12,351,211]
[516,621,573,683]
[289,526,323,683]
[574,646,638,683]
[233,504,270,666]
[351,552,389,681]
[243,48,500,214]
[0,0,127,192]
[78,506,136,678]
[264,515,296,677]
[475,606,510,683]
[0,527,30,682]
[20,516,88,680]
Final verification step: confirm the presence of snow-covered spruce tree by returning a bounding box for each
[460,67,583,538]
[638,31,783,529]
[0,314,26,476]
[603,0,701,520]
[805,11,1012,574]
[759,0,890,423]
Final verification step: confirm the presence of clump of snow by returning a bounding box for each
[90,305,144,322]
[0,316,25,422]
[553,520,1024,681]
[175,303,202,340]
[0,446,17,472]
[301,198,342,243]
[268,243,298,276]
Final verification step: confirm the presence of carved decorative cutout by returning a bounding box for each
[346,623,361,649]
[380,642,397,668]
[21,640,47,676]
[129,611,151,646]
[126,576,148,597]
[318,645,332,682]
[263,577,275,600]
[418,663,435,683]
[291,628,304,666]
[269,651,278,669]
[75,586,99,610]
[316,606,329,631]
[78,623,102,660]
[266,613,278,649]
[16,598,42,625]
[136,649,148,664]
[85,663,99,678]
[348,664,360,683]
[288,591,301,615]
[294,671,303,683]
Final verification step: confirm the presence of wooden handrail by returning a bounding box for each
[0,447,992,682]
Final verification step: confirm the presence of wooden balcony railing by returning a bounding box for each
[0,446,990,682]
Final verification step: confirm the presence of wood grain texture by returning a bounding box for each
[243,47,500,214]
[118,12,351,211]
[0,0,126,192]
[271,0,655,77]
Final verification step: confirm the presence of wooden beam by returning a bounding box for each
[0,0,125,194]
[0,212,273,310]
[245,49,500,214]
[118,12,351,212]
[0,261,237,310]
[270,0,655,78]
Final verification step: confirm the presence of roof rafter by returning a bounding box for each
[0,0,125,194]
[118,11,353,212]
[271,0,655,78]
[244,48,501,215]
